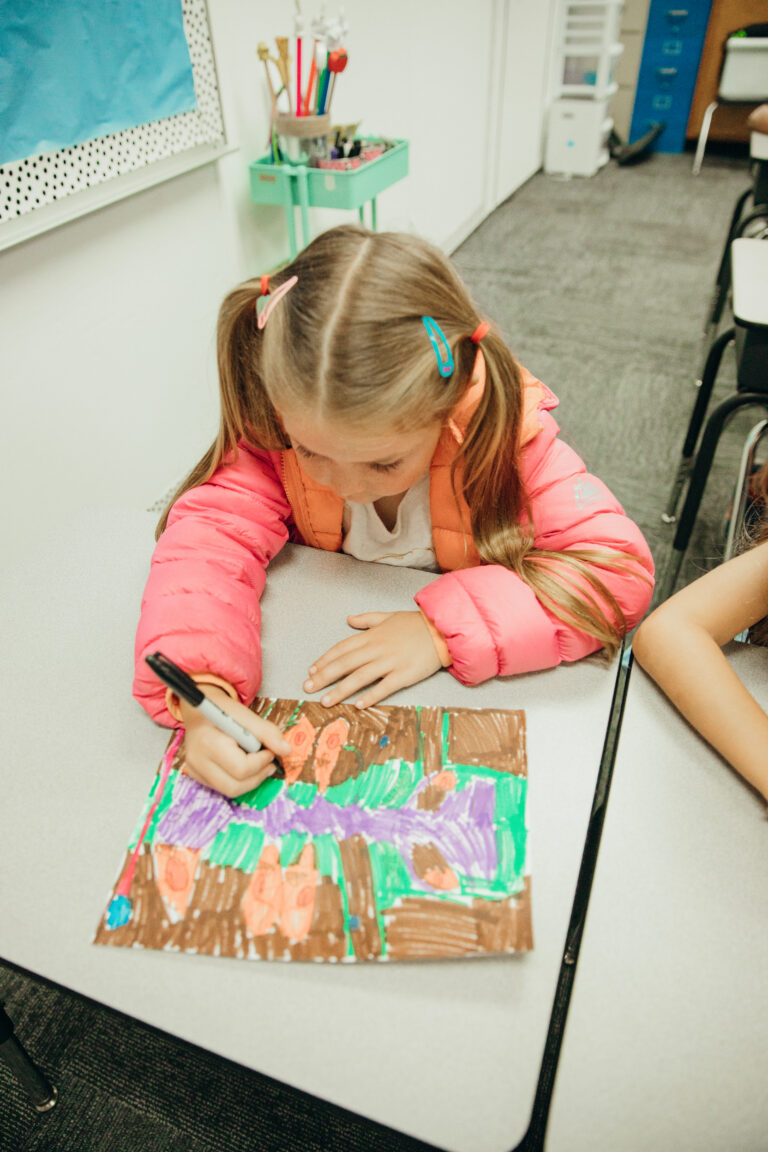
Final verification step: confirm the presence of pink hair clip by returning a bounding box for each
[257,274,298,329]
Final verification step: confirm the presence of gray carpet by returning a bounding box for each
[0,146,756,1152]
[0,968,432,1151]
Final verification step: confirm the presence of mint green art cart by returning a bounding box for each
[249,138,409,259]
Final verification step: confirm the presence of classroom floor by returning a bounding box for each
[0,147,753,1152]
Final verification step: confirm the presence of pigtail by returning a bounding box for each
[155,278,284,539]
[456,328,527,560]
[522,550,628,656]
[457,326,645,660]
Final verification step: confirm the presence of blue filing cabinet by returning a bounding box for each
[630,1,713,151]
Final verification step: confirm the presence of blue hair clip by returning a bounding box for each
[422,316,454,378]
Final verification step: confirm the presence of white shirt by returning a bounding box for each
[341,472,439,572]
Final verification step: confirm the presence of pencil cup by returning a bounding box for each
[275,113,331,164]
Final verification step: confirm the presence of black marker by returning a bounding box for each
[146,652,286,776]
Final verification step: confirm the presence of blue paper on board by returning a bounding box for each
[0,0,198,167]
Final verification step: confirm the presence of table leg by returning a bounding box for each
[295,166,311,252]
[0,1003,57,1112]
[281,173,298,261]
[357,200,378,230]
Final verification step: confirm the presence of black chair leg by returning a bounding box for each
[659,392,768,600]
[0,1002,57,1112]
[755,159,768,208]
[662,328,735,524]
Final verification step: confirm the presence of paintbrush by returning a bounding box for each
[257,41,278,105]
[274,37,294,114]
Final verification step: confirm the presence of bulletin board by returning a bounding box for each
[0,0,228,252]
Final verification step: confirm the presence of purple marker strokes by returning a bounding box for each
[157,772,500,879]
[157,774,234,849]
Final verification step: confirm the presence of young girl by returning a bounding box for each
[134,225,654,797]
[634,473,768,802]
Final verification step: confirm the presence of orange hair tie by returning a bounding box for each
[260,274,270,296]
[470,321,489,343]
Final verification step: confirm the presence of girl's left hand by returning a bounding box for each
[305,611,445,708]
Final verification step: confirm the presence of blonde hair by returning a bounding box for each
[158,224,648,657]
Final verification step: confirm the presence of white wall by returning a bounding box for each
[0,0,556,517]
[494,0,558,201]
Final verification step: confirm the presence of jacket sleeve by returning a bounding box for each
[133,445,291,726]
[414,412,655,683]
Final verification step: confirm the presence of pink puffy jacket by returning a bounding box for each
[134,384,654,726]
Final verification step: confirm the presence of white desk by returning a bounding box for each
[732,237,768,329]
[547,648,768,1152]
[750,129,768,162]
[1,505,622,1152]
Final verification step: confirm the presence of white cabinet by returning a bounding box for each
[490,0,560,208]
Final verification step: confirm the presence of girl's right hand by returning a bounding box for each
[176,686,292,798]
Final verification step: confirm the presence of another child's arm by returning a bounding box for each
[747,104,768,134]
[633,542,768,800]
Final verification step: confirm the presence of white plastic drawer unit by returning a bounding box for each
[556,0,624,98]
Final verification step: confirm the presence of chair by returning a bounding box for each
[693,32,768,176]
[701,127,768,348]
[724,417,768,561]
[663,135,768,528]
[659,238,768,601]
